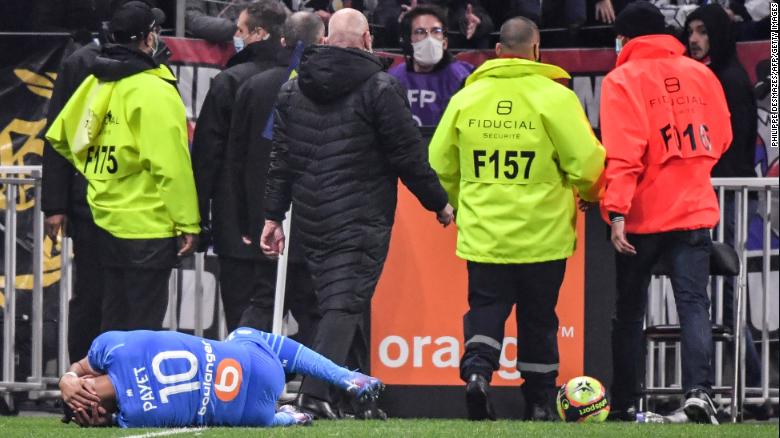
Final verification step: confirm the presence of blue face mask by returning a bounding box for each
[615,38,623,54]
[233,36,245,53]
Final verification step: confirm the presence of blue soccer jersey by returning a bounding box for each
[88,330,285,428]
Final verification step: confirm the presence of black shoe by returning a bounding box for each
[683,389,719,425]
[353,398,388,420]
[465,374,496,421]
[606,405,637,422]
[296,394,340,420]
[527,402,558,421]
[0,396,18,417]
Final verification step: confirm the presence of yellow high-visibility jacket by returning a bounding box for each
[429,57,605,264]
[46,65,200,239]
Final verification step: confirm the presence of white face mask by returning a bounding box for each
[412,36,444,67]
[233,35,246,53]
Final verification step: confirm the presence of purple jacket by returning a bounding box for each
[389,59,474,127]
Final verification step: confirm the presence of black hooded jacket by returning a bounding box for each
[91,45,161,81]
[191,39,283,259]
[683,5,757,178]
[42,42,100,220]
[264,46,448,310]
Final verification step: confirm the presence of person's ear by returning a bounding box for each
[442,36,448,51]
[495,42,502,57]
[142,32,156,54]
[363,30,373,52]
[281,36,287,48]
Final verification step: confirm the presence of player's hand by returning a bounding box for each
[59,374,100,411]
[260,220,285,257]
[464,4,481,40]
[595,0,616,24]
[437,203,454,227]
[610,220,636,255]
[73,403,109,427]
[177,233,199,257]
[45,214,66,242]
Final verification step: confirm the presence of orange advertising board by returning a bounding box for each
[372,184,585,386]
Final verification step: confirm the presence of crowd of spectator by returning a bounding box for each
[0,0,771,48]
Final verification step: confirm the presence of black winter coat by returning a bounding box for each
[265,46,448,311]
[227,47,307,263]
[41,42,100,221]
[191,39,283,259]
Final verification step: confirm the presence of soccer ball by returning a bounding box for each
[556,376,610,422]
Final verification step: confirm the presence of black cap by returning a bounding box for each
[614,1,666,38]
[109,0,166,43]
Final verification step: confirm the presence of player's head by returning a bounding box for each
[62,377,117,427]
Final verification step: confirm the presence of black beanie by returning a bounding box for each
[614,1,666,38]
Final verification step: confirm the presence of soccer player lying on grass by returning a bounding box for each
[58,328,383,427]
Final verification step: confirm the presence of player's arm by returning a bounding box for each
[59,357,102,410]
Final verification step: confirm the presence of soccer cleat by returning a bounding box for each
[344,372,385,402]
[465,374,496,421]
[353,398,388,421]
[296,394,340,420]
[606,405,638,422]
[683,389,719,425]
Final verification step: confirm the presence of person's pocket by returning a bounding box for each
[683,228,712,248]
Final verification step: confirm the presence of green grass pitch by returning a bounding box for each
[0,416,777,437]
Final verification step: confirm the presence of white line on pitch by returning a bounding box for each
[123,427,207,438]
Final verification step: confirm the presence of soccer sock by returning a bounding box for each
[258,331,353,390]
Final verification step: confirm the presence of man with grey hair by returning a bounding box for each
[261,8,453,420]
[429,16,604,421]
[226,11,325,344]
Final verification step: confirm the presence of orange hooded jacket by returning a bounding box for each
[600,34,732,234]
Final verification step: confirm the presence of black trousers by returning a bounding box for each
[299,308,367,402]
[66,216,104,361]
[219,256,319,344]
[611,229,713,408]
[98,230,177,331]
[460,260,566,401]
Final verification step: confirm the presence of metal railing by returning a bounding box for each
[645,177,779,422]
[0,166,45,397]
